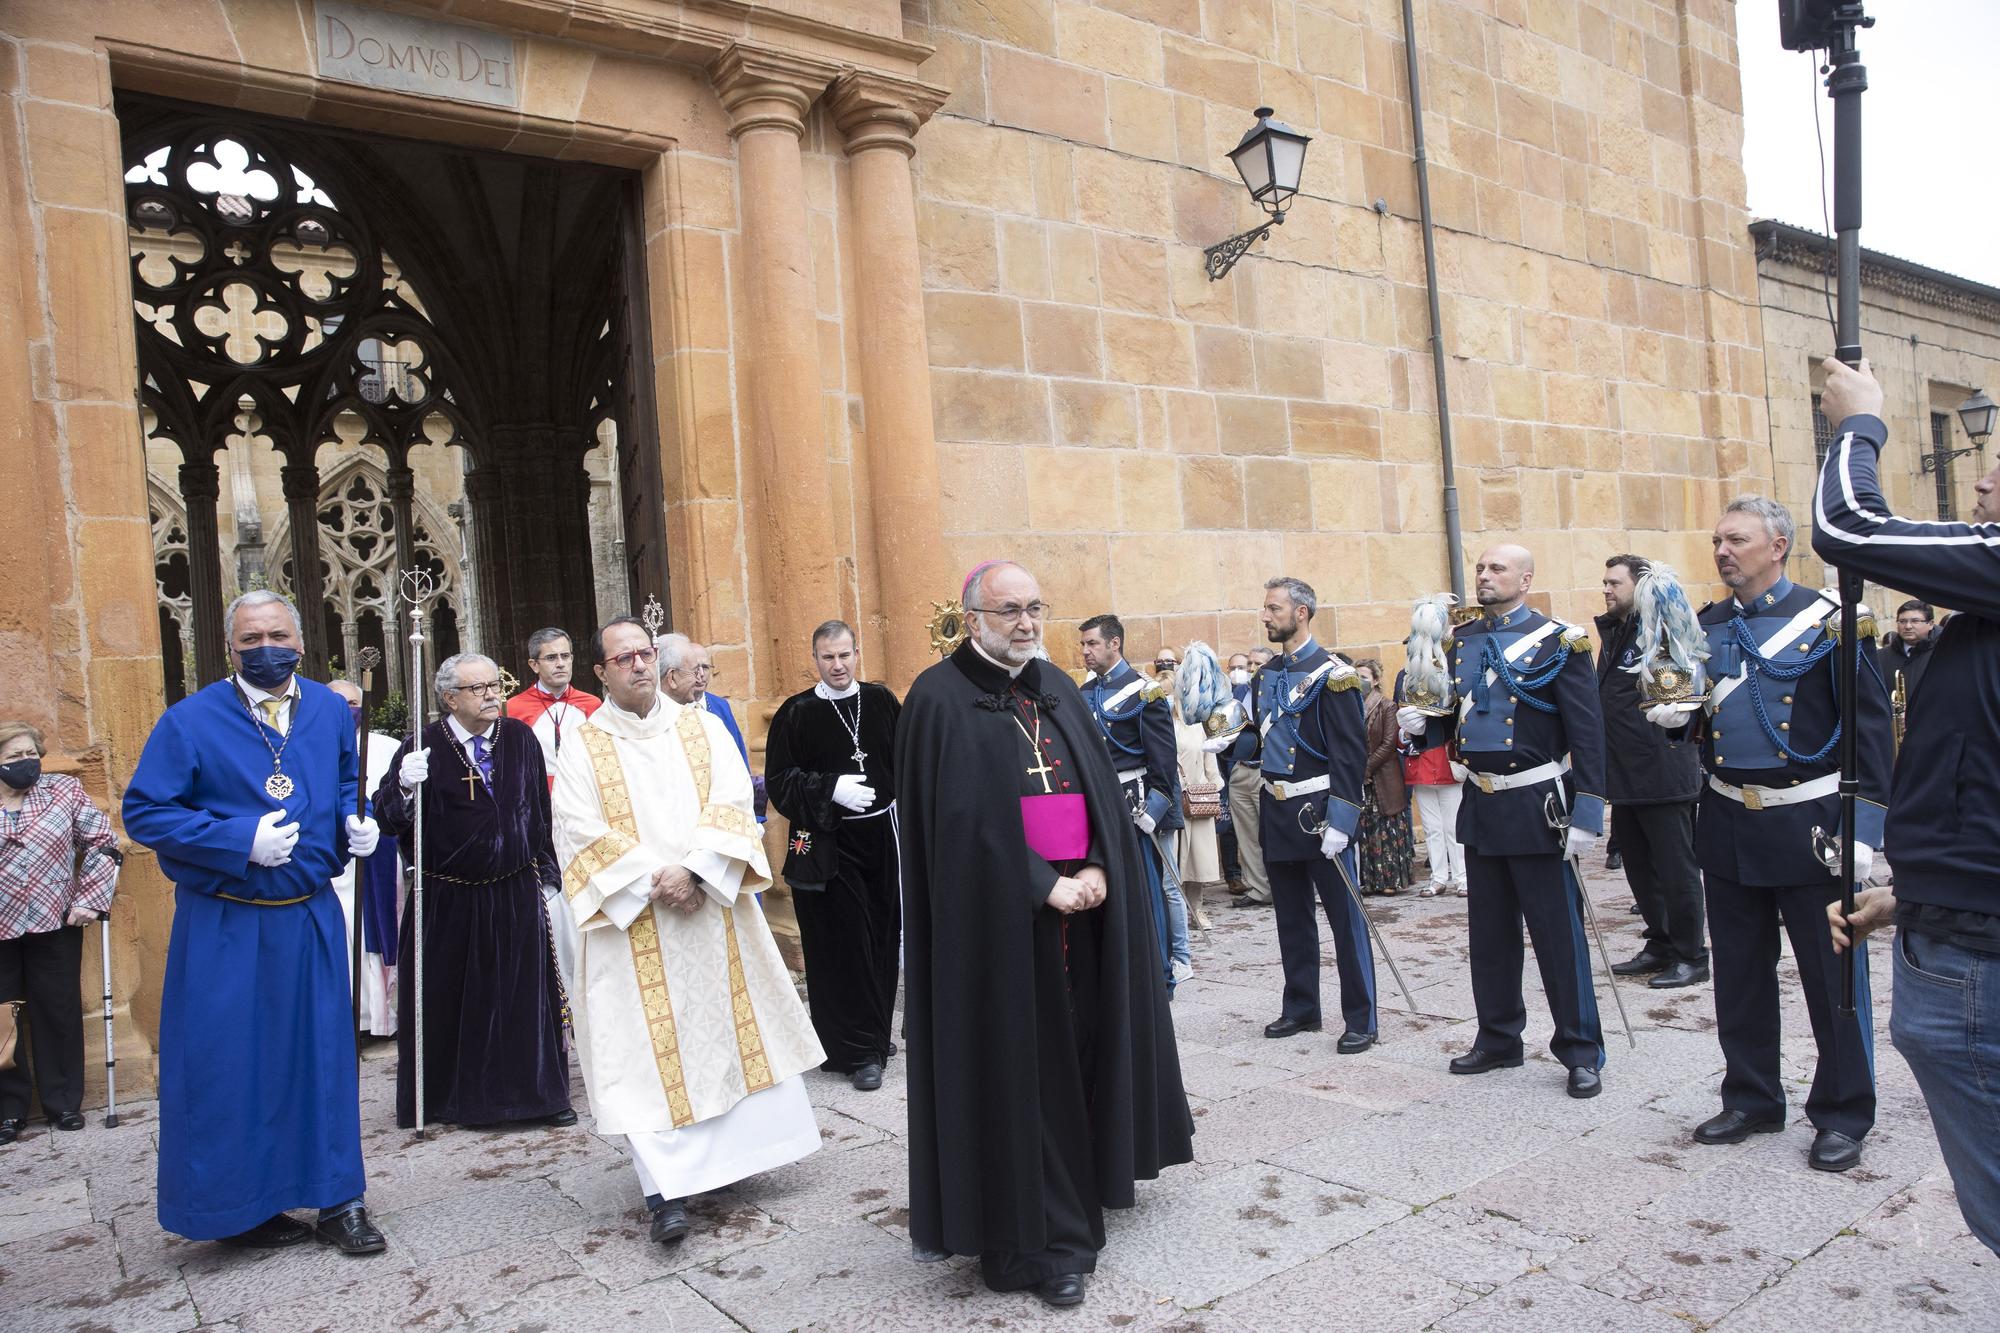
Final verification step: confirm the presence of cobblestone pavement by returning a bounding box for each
[4,856,1993,1331]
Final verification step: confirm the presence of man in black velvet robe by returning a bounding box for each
[373,652,572,1130]
[896,561,1193,1310]
[765,620,902,1091]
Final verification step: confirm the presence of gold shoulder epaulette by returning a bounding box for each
[1324,670,1363,693]
[1561,626,1591,653]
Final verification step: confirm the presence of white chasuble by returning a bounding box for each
[551,694,824,1142]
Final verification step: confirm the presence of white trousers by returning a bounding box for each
[1411,783,1466,889]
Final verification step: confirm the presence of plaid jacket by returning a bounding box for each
[0,774,117,939]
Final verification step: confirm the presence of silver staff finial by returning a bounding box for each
[641,593,666,639]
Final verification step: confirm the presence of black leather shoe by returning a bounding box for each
[1648,961,1710,989]
[222,1214,313,1249]
[1566,1067,1602,1099]
[1264,1016,1322,1039]
[851,1063,884,1091]
[1335,1031,1375,1055]
[1809,1128,1864,1173]
[49,1110,85,1131]
[1035,1274,1086,1308]
[650,1199,691,1245]
[0,1117,24,1145]
[1448,1049,1524,1075]
[540,1107,578,1127]
[1692,1109,1785,1145]
[1605,850,1623,871]
[315,1208,387,1255]
[1611,950,1669,977]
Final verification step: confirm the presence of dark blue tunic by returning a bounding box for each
[123,679,363,1240]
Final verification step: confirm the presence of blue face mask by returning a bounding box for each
[238,645,301,689]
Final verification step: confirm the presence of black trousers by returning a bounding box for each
[1704,874,1875,1139]
[1268,857,1377,1036]
[1464,850,1604,1071]
[0,925,87,1120]
[793,807,902,1074]
[1614,802,1707,965]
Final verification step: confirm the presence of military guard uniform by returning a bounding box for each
[1240,637,1376,1042]
[1420,604,1608,1075]
[1084,656,1187,989]
[1682,575,1892,1147]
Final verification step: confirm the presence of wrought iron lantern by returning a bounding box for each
[1204,107,1311,281]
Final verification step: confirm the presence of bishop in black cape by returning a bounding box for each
[896,638,1193,1288]
[373,715,571,1128]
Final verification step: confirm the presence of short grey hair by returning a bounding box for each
[812,619,857,650]
[225,589,302,638]
[525,627,570,659]
[656,632,692,673]
[1724,494,1795,550]
[1264,576,1317,618]
[434,652,496,700]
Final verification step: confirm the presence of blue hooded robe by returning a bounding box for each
[123,678,364,1240]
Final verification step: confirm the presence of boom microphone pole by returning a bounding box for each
[1782,1,1873,1018]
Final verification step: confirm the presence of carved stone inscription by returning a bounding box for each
[315,1,520,109]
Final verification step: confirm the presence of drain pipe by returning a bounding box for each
[1400,0,1466,603]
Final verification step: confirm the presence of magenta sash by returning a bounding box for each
[1020,794,1089,863]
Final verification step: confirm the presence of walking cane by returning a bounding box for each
[400,571,436,1139]
[1545,794,1637,1050]
[351,648,381,1068]
[96,846,123,1129]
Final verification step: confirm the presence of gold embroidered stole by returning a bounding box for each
[573,712,771,1127]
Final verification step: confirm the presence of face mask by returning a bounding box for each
[0,757,40,790]
[238,645,301,690]
[1229,669,1251,686]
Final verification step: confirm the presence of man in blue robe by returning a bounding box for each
[123,591,388,1254]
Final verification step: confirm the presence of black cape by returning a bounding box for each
[896,642,1193,1257]
[373,717,569,1127]
[766,681,900,884]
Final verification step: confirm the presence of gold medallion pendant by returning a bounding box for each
[265,772,295,801]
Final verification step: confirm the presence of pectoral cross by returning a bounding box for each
[1025,751,1055,794]
[462,769,482,800]
[851,746,868,766]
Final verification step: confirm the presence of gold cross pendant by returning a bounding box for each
[462,769,481,800]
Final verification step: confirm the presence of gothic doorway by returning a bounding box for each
[119,95,671,706]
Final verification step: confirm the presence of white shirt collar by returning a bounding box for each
[970,636,1026,679]
[446,714,495,747]
[535,679,561,698]
[235,675,300,707]
[814,680,860,701]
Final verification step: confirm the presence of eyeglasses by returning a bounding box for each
[534,651,573,663]
[967,601,1053,624]
[691,663,713,676]
[450,680,504,697]
[607,646,660,671]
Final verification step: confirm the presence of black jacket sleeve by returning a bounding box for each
[764,699,842,833]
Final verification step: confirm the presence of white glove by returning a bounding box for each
[1135,809,1158,835]
[345,815,380,858]
[1396,706,1428,736]
[1319,826,1350,859]
[1644,704,1682,729]
[832,774,877,813]
[399,747,431,788]
[1835,843,1876,882]
[1564,826,1598,860]
[1201,733,1233,753]
[250,808,300,867]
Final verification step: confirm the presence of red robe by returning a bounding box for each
[506,685,602,789]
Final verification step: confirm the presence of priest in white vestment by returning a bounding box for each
[552,616,824,1245]
[329,681,396,1035]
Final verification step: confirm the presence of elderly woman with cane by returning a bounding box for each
[0,722,117,1144]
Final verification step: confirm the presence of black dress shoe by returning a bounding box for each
[1692,1109,1785,1145]
[851,1063,884,1091]
[222,1214,313,1248]
[1605,851,1624,871]
[541,1107,579,1127]
[1264,1016,1321,1039]
[0,1118,23,1145]
[1035,1274,1086,1308]
[1611,950,1669,977]
[1809,1128,1864,1173]
[1566,1067,1602,1099]
[49,1110,86,1131]
[1448,1049,1524,1075]
[650,1198,691,1245]
[1648,961,1710,989]
[1335,1031,1375,1055]
[315,1208,387,1255]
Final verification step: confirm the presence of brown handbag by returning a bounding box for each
[1182,782,1223,820]
[0,1000,21,1071]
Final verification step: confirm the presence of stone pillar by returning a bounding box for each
[464,430,597,664]
[830,72,954,692]
[711,45,841,696]
[177,458,229,687]
[280,461,329,677]
[384,458,417,589]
